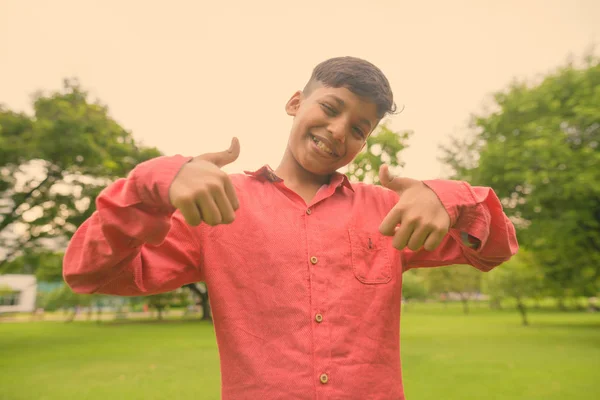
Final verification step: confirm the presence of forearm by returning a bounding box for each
[402,180,519,271]
[63,155,201,295]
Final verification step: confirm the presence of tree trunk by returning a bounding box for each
[200,290,211,321]
[65,310,77,323]
[588,298,599,312]
[489,298,503,310]
[461,295,469,315]
[185,283,212,321]
[115,306,128,320]
[516,297,528,326]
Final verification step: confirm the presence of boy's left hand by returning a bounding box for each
[378,165,451,252]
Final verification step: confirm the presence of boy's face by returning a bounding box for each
[285,84,380,176]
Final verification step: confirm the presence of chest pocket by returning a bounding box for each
[348,228,392,284]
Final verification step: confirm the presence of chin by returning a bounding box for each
[300,155,339,176]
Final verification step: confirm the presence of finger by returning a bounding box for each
[196,191,222,226]
[212,187,236,224]
[378,164,414,193]
[379,207,403,236]
[378,164,393,187]
[178,201,203,227]
[223,176,240,210]
[392,221,415,250]
[407,226,431,251]
[197,137,240,168]
[423,230,447,252]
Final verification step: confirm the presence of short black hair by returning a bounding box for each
[303,56,396,120]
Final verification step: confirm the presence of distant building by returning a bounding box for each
[0,274,37,313]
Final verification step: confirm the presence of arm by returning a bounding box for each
[397,180,519,272]
[63,155,204,296]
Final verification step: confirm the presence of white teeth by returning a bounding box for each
[311,135,334,155]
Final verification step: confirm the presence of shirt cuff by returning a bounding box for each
[131,155,193,213]
[422,179,489,250]
[421,179,477,226]
[461,231,482,250]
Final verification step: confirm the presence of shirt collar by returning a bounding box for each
[244,165,354,192]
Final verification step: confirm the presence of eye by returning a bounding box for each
[353,126,365,139]
[320,103,337,116]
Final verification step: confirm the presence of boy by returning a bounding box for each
[63,57,518,399]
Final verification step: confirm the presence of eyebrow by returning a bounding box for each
[326,95,373,131]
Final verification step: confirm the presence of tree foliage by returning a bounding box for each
[401,270,428,304]
[440,54,600,296]
[345,122,411,184]
[1,250,64,281]
[423,265,483,314]
[147,289,191,320]
[0,79,161,270]
[483,249,544,325]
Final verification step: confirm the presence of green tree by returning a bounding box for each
[43,284,98,322]
[146,288,190,320]
[1,250,64,281]
[401,270,429,307]
[440,54,600,297]
[424,265,483,314]
[185,282,212,321]
[147,292,175,320]
[0,79,161,270]
[0,284,17,304]
[483,250,544,326]
[345,122,411,184]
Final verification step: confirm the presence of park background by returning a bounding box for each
[1,1,599,399]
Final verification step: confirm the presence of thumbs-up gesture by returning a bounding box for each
[378,165,451,252]
[169,138,241,227]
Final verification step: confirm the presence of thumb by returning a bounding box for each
[196,137,240,168]
[379,164,413,192]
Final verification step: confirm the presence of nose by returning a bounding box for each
[328,120,346,144]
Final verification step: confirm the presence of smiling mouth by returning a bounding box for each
[310,134,337,157]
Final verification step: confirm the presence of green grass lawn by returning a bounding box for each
[0,304,598,400]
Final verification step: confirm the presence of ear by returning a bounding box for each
[285,90,303,116]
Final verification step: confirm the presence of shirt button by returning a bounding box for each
[319,373,329,384]
[310,256,318,265]
[306,208,312,215]
[315,313,323,323]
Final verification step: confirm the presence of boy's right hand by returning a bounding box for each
[168,138,241,227]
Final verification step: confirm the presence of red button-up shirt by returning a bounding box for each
[63,155,518,400]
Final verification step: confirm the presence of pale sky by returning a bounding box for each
[1,0,598,179]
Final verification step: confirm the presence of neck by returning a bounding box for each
[275,149,331,189]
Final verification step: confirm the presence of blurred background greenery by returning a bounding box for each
[1,10,599,400]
